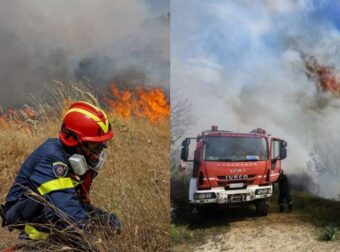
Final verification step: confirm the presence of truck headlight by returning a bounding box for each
[194,192,216,200]
[255,188,271,195]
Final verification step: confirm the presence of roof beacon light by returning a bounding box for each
[211,125,218,131]
[250,128,266,134]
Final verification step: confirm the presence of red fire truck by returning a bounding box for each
[181,126,287,219]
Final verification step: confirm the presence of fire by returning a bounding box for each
[104,85,133,118]
[303,54,340,95]
[133,87,170,121]
[0,85,170,132]
[104,84,170,122]
[0,105,38,132]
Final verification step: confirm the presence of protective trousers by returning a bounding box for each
[278,190,292,212]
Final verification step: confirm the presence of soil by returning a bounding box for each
[174,212,340,252]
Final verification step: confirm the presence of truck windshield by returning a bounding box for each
[203,136,268,161]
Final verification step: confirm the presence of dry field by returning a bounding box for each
[0,84,170,251]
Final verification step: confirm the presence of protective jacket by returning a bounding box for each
[277,172,290,196]
[5,138,89,224]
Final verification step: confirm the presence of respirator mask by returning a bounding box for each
[68,142,108,176]
[87,150,107,172]
[69,151,107,176]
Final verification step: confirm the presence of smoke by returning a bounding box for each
[172,0,340,199]
[0,0,169,107]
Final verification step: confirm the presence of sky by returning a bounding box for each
[173,0,340,65]
[313,1,340,29]
[171,0,340,198]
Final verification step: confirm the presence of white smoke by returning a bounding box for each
[172,0,340,199]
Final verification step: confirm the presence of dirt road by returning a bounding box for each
[174,212,340,252]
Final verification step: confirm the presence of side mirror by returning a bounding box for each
[280,140,287,148]
[279,146,287,160]
[181,146,189,161]
[181,138,191,147]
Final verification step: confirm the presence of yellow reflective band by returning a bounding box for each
[25,224,49,240]
[65,108,109,133]
[37,177,75,195]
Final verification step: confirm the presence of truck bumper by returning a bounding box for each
[189,178,272,204]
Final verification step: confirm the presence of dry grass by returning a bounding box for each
[0,83,170,251]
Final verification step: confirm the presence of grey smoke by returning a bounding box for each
[0,0,169,107]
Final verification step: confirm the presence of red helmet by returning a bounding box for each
[60,101,114,147]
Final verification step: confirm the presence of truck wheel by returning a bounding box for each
[256,200,269,216]
[186,205,202,224]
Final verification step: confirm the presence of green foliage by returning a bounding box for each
[292,191,340,227]
[320,226,339,241]
[171,224,194,246]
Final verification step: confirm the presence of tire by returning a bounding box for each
[256,199,269,216]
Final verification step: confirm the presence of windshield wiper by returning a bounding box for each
[215,158,234,161]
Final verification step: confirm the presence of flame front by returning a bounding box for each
[304,54,340,95]
[0,105,38,132]
[0,85,170,133]
[105,85,133,118]
[105,84,170,122]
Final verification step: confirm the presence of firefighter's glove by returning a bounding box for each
[107,213,121,234]
[94,212,121,234]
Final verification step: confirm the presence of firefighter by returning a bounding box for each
[0,101,121,240]
[277,169,293,213]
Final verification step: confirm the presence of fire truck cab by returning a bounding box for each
[181,126,287,219]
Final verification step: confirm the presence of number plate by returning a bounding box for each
[229,183,244,188]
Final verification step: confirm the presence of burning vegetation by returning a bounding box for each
[0,105,40,133]
[104,84,170,121]
[303,54,340,95]
[0,84,170,133]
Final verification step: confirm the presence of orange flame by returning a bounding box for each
[0,85,170,132]
[0,105,38,132]
[104,84,170,122]
[304,54,340,94]
[105,85,133,118]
